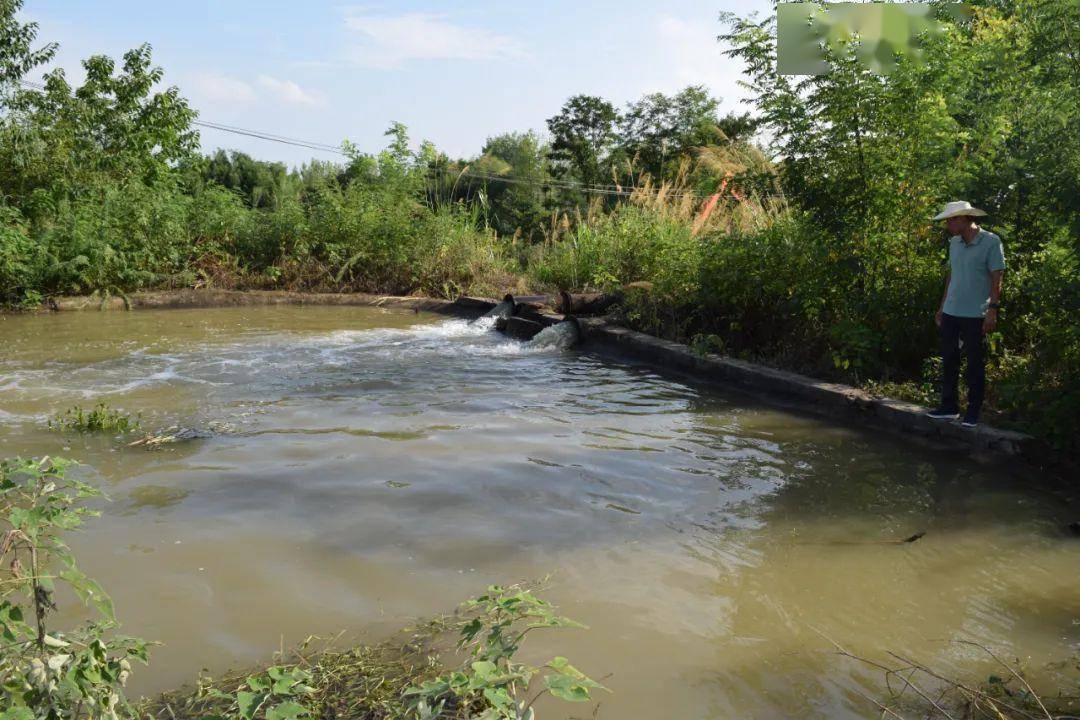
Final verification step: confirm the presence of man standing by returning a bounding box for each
[926,201,1006,428]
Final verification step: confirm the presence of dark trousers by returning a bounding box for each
[939,313,985,417]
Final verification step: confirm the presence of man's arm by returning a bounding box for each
[936,273,950,327]
[983,269,1004,333]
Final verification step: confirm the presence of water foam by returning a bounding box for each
[323,317,496,347]
[525,322,579,351]
[1,317,554,413]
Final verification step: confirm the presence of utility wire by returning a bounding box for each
[16,78,755,202]
[193,121,346,155]
[19,80,347,156]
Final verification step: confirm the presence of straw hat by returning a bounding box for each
[932,201,987,220]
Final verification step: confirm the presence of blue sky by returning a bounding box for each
[20,1,772,168]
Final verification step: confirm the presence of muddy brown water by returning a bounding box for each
[1,306,1077,719]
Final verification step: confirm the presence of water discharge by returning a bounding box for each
[525,318,581,351]
[477,294,517,322]
[1,306,1077,719]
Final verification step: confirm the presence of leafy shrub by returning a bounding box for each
[405,584,605,719]
[1,457,151,720]
[193,665,317,720]
[995,237,1080,449]
[0,206,46,307]
[234,198,307,273]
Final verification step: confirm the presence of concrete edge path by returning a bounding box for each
[29,289,1035,459]
[574,317,1034,459]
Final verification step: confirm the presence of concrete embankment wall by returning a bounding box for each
[578,319,1033,459]
[32,289,1035,460]
[45,289,487,316]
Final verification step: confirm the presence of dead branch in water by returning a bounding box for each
[812,628,1077,720]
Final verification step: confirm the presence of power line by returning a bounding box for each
[194,121,345,155]
[15,78,753,201]
[18,80,346,156]
[186,120,343,151]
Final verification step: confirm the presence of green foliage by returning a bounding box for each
[471,132,551,242]
[0,457,150,720]
[994,236,1080,446]
[0,205,45,307]
[198,150,288,210]
[405,585,605,720]
[690,333,725,357]
[545,95,619,189]
[531,203,699,296]
[0,0,56,91]
[196,665,316,720]
[714,0,1079,447]
[544,88,733,197]
[617,85,720,180]
[1,44,198,208]
[48,404,140,434]
[776,2,956,75]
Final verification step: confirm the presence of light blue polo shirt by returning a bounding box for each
[943,229,1006,318]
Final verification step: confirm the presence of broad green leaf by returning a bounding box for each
[237,690,267,720]
[266,666,289,681]
[482,686,513,710]
[8,507,29,531]
[0,601,27,642]
[545,658,606,703]
[470,660,498,681]
[448,671,470,692]
[545,674,593,702]
[265,700,310,720]
[460,617,484,642]
[47,653,71,671]
[59,567,115,622]
[403,678,450,697]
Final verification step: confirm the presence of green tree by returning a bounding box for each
[0,0,56,93]
[1,43,198,212]
[617,85,720,181]
[472,131,551,241]
[545,95,619,189]
[715,111,760,144]
[201,150,288,210]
